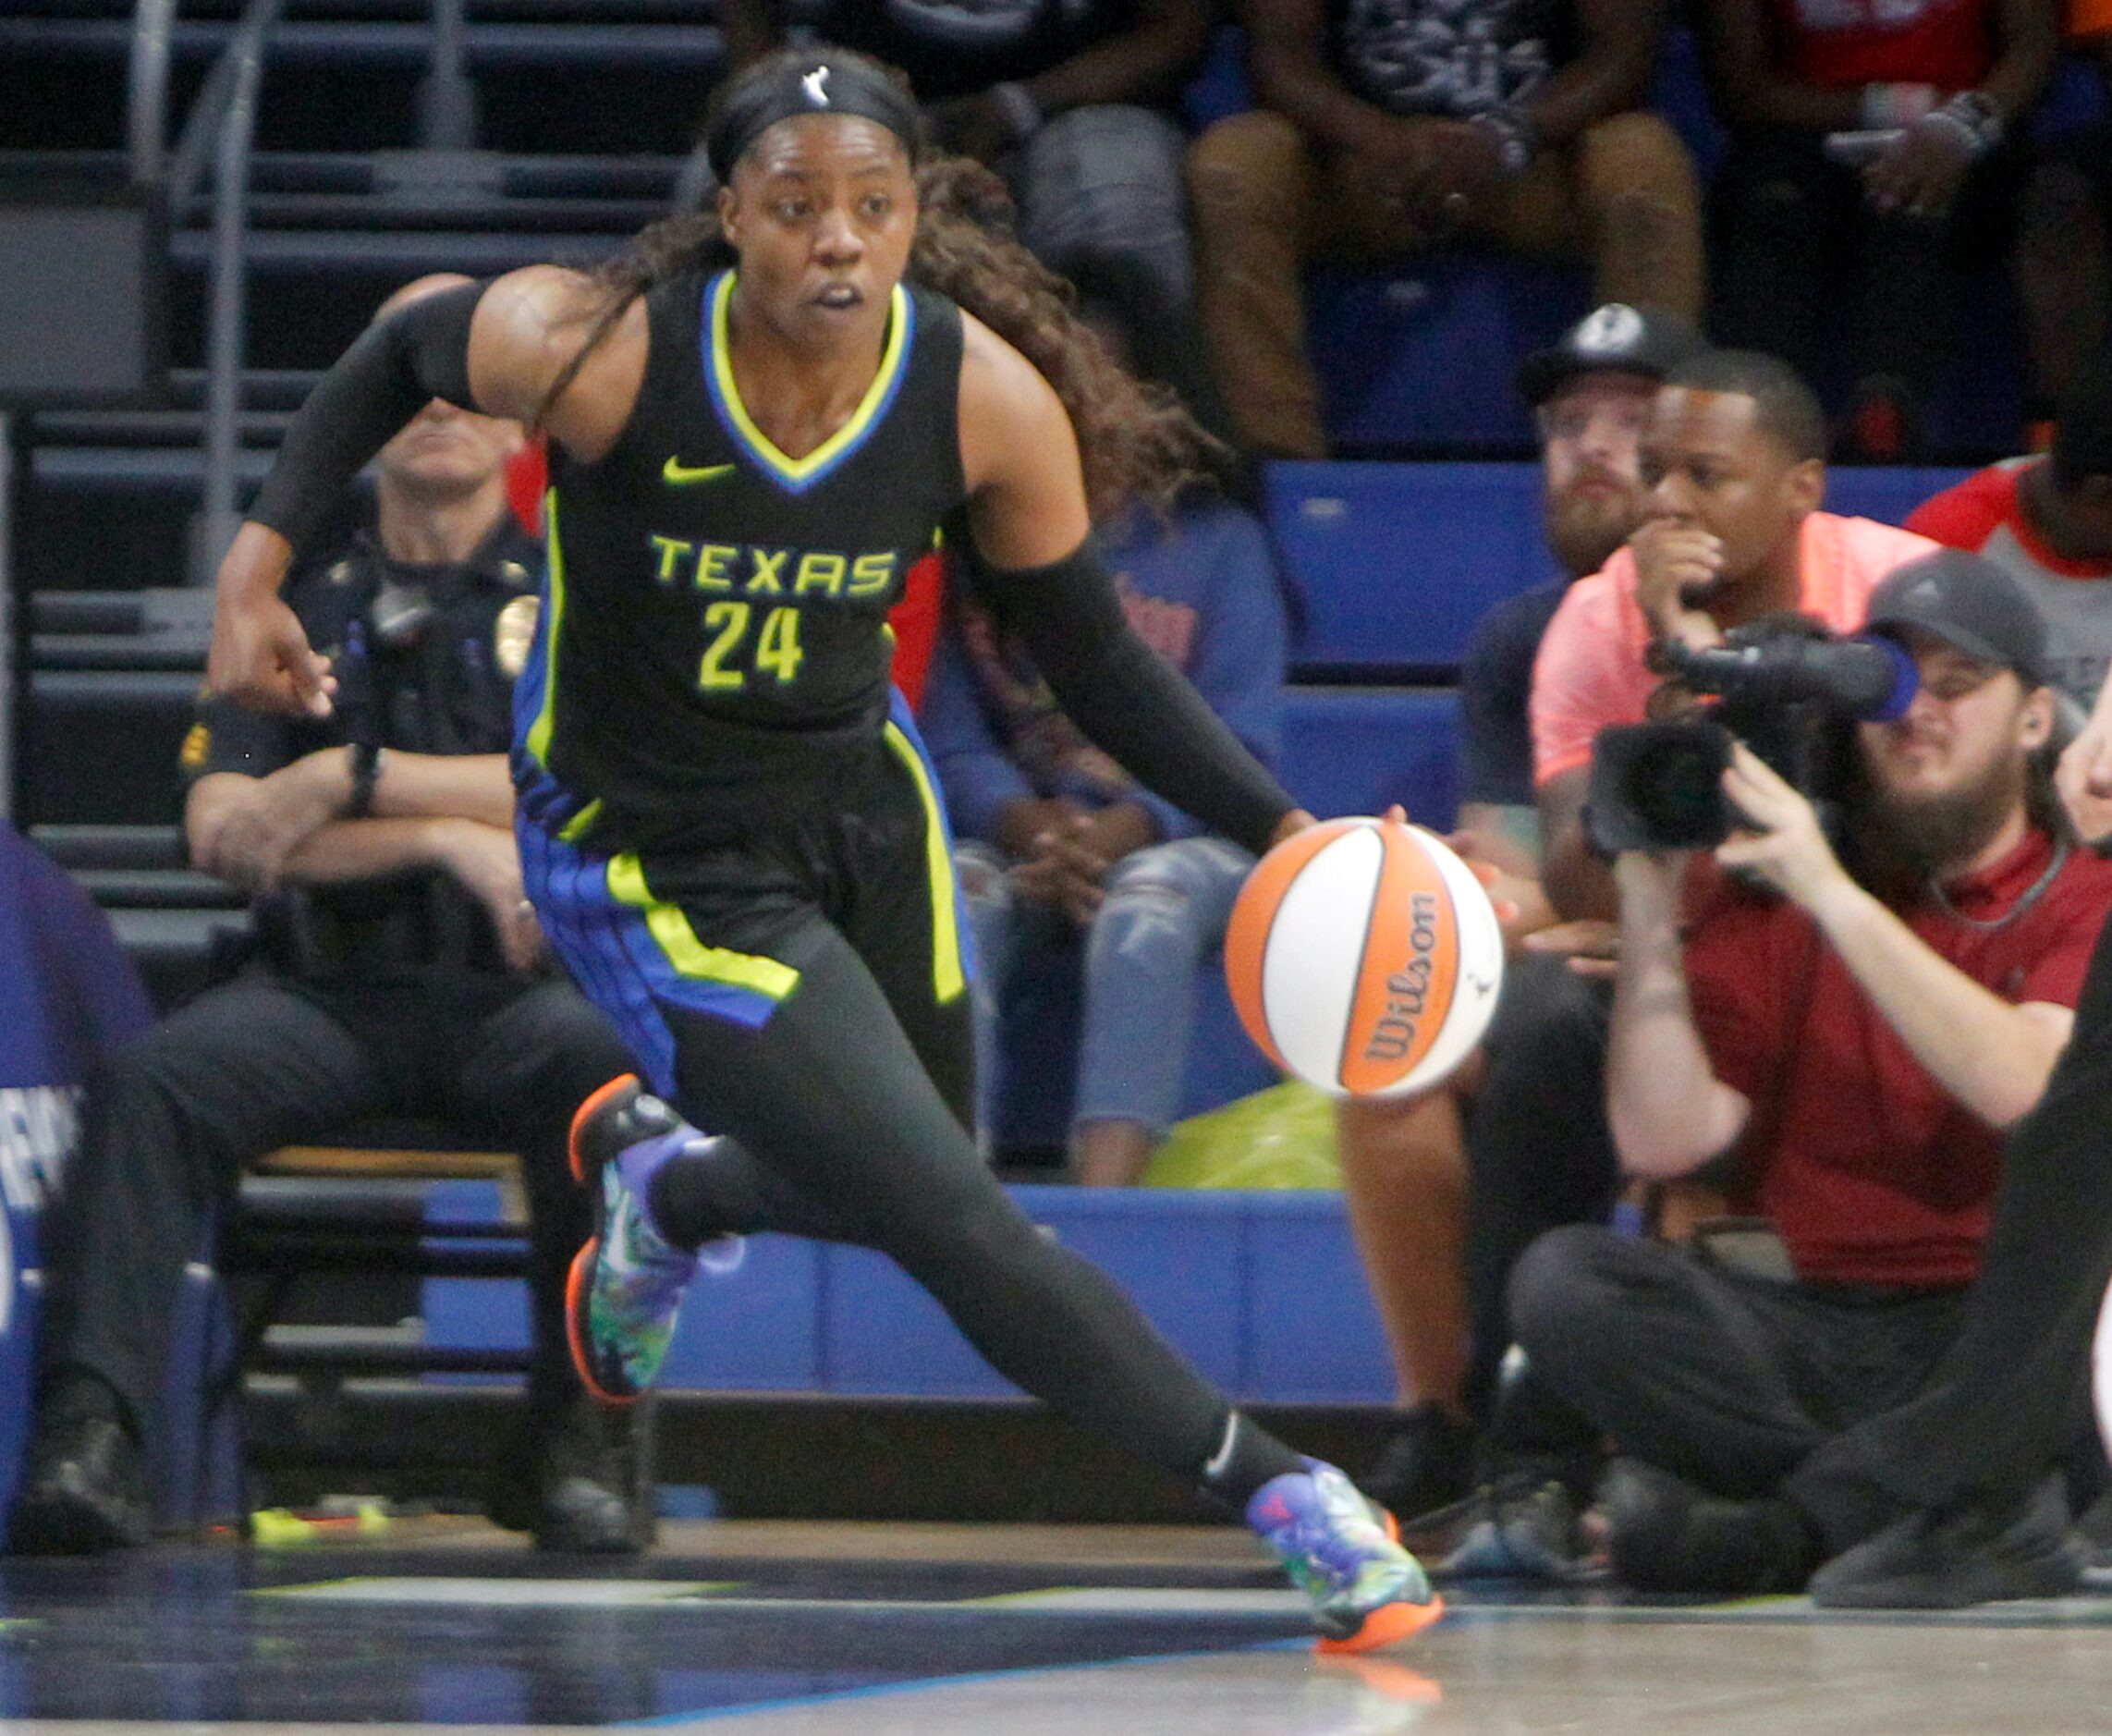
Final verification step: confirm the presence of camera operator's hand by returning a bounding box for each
[1630,519,1727,652]
[1713,742,1850,910]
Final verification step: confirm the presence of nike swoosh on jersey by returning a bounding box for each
[663,458,738,485]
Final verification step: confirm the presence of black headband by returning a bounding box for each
[706,55,922,186]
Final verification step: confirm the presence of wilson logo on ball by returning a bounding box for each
[1226,819,1503,1097]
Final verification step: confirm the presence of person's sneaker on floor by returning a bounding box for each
[1364,1401,1476,1522]
[489,1388,649,1552]
[1439,1474,1602,1583]
[8,1373,154,1555]
[1602,1458,1813,1595]
[567,1074,706,1406]
[1248,1457,1444,1652]
[1808,1473,2083,1609]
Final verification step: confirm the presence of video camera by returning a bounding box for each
[1583,618,1919,854]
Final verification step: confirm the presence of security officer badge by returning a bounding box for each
[494,593,541,681]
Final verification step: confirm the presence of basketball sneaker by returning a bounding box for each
[1248,1458,1445,1653]
[566,1074,702,1406]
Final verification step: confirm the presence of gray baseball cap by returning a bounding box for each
[1517,303,1706,407]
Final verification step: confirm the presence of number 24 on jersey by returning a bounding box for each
[699,600,805,691]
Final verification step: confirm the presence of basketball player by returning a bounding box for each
[204,50,1437,1650]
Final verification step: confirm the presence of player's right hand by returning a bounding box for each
[208,588,336,718]
[207,525,336,717]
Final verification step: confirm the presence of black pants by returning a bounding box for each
[1713,128,2009,399]
[1461,955,1618,1420]
[1510,1225,1967,1500]
[527,738,1251,1493]
[1783,909,2112,1550]
[35,967,635,1439]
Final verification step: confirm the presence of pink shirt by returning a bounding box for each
[1530,513,1939,787]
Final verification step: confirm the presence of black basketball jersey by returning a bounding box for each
[517,268,967,843]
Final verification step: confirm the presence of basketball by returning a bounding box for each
[1225,818,1505,1098]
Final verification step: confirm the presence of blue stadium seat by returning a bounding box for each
[1270,462,1548,669]
[1279,688,1462,830]
[1827,466,1976,527]
[1308,259,1591,455]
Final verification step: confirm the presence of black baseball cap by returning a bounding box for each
[1863,549,2048,688]
[1516,303,1705,407]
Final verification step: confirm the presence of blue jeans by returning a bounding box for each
[960,835,1251,1144]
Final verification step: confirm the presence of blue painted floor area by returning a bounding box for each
[0,1541,1312,1724]
[4,1534,2112,1729]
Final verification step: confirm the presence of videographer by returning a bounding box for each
[1506,551,2112,1597]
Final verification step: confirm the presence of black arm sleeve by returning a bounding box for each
[248,281,485,554]
[972,540,1298,858]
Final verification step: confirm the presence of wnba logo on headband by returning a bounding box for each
[706,50,922,183]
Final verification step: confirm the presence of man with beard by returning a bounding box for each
[1338,303,1697,1522]
[1508,550,2112,1597]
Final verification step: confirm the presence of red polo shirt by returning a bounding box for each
[1683,828,2112,1288]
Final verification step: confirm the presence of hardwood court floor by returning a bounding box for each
[3,1519,2110,1733]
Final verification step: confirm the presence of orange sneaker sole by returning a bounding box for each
[564,1236,639,1410]
[1314,1594,1446,1656]
[569,1073,641,1186]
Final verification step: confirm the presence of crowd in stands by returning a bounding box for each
[8,0,2112,1614]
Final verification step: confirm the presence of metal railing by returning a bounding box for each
[178,0,286,584]
[126,0,178,189]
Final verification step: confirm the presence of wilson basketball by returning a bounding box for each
[1225,818,1505,1098]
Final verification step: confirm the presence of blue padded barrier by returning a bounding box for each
[429,1187,1394,1407]
[1271,461,1973,670]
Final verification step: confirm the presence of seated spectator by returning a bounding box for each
[1187,0,1703,459]
[7,280,643,1557]
[1904,361,2112,723]
[1508,552,2112,1598]
[1700,0,2058,458]
[920,259,1289,1184]
[2015,14,2111,426]
[1335,303,1701,1519]
[708,0,1214,310]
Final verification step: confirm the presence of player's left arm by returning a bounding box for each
[956,317,1309,855]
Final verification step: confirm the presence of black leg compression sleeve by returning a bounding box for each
[249,281,485,555]
[657,918,1301,1500]
[973,542,1296,857]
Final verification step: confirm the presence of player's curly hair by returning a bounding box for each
[533,49,1214,518]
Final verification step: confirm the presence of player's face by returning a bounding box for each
[378,397,524,495]
[719,116,918,350]
[1637,387,1817,601]
[1538,372,1655,578]
[1859,630,2050,865]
